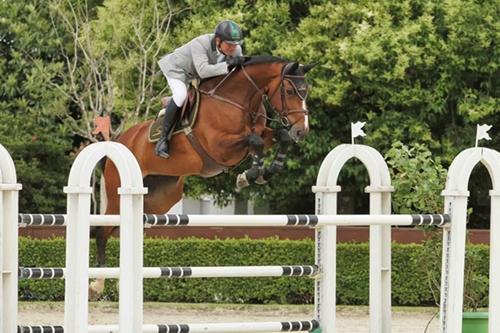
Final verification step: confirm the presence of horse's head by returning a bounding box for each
[266,62,314,142]
[206,56,313,142]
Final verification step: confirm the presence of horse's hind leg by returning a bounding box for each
[89,159,120,299]
[143,175,184,213]
[88,226,117,300]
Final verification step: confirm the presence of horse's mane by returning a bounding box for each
[199,55,288,88]
[242,55,288,65]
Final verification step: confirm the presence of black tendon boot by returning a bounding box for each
[155,100,181,159]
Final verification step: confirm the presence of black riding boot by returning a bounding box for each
[155,100,181,159]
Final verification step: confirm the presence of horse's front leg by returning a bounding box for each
[258,128,292,184]
[236,133,265,190]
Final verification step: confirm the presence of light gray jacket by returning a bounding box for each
[158,33,243,84]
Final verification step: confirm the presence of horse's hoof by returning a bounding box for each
[88,287,101,301]
[88,279,105,301]
[236,173,250,190]
[255,175,268,185]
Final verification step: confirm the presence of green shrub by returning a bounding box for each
[18,236,490,307]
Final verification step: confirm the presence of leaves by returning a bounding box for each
[0,0,498,216]
[385,141,447,213]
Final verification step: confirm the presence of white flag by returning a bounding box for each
[475,124,492,147]
[351,121,366,137]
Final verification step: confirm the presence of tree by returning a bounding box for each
[275,0,499,216]
[47,0,179,141]
[0,0,73,212]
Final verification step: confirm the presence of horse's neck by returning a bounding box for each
[196,63,283,142]
[201,63,283,97]
[239,63,283,95]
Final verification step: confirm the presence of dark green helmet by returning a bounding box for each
[214,20,242,45]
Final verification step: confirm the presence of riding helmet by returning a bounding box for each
[214,20,242,45]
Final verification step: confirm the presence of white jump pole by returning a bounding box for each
[64,142,146,333]
[0,144,22,333]
[312,144,394,333]
[87,321,320,333]
[18,212,447,227]
[19,320,320,333]
[19,265,320,279]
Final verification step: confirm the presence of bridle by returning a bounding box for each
[264,63,310,128]
[200,62,309,130]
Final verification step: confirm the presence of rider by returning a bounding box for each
[155,19,246,159]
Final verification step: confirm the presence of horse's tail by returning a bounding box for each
[99,168,107,215]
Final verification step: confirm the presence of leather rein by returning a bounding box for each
[199,63,309,130]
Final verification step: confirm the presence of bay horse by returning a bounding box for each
[90,56,313,298]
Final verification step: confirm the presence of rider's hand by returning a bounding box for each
[226,56,246,70]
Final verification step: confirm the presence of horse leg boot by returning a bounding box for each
[236,134,265,190]
[155,99,181,159]
[261,129,292,183]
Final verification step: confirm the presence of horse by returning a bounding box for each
[89,55,313,298]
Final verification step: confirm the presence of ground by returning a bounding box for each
[19,302,441,332]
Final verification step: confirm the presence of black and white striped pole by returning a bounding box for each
[18,213,448,228]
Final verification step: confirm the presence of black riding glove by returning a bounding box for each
[226,56,246,70]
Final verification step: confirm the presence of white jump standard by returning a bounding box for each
[5,139,496,333]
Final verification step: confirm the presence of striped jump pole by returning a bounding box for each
[18,265,319,279]
[18,213,450,228]
[18,320,320,333]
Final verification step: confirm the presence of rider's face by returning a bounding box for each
[218,40,238,56]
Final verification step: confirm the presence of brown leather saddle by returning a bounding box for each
[148,85,201,143]
[147,80,230,176]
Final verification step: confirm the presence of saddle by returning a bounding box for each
[147,79,230,176]
[148,83,201,143]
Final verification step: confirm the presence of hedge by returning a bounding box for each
[18,236,489,307]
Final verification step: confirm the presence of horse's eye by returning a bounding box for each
[286,89,294,95]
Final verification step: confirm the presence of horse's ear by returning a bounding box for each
[286,62,299,74]
[301,63,316,74]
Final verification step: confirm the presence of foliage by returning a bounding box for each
[422,233,490,311]
[0,0,73,212]
[462,244,490,311]
[385,141,447,214]
[48,0,176,136]
[274,0,499,214]
[0,0,498,215]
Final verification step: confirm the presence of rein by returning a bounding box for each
[199,63,309,130]
[199,67,266,129]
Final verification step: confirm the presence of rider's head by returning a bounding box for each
[214,20,242,57]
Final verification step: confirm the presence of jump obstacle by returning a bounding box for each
[1,141,499,333]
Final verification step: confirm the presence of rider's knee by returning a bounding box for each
[173,89,187,107]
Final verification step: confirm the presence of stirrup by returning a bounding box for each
[155,138,170,159]
[157,149,170,159]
